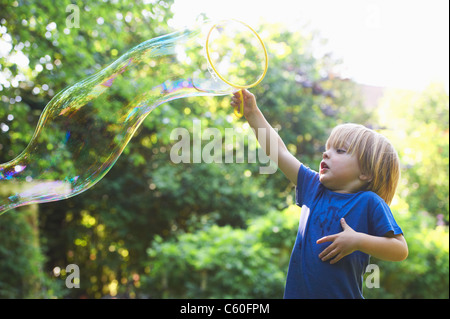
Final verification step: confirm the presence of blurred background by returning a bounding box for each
[0,0,448,298]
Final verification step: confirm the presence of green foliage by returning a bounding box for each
[377,83,449,221]
[0,0,174,161]
[365,196,449,299]
[362,84,449,299]
[141,206,299,298]
[1,0,448,299]
[0,206,54,298]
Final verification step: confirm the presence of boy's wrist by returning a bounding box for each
[244,106,261,123]
[354,232,364,252]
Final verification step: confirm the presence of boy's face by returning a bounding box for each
[319,145,370,194]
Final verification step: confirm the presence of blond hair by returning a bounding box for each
[326,123,400,205]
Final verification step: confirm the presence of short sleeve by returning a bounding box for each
[295,164,320,207]
[369,199,403,237]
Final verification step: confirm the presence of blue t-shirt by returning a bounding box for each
[284,164,403,299]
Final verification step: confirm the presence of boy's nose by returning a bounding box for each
[322,151,329,159]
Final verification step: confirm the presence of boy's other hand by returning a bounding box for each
[316,218,360,264]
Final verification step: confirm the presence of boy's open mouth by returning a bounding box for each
[320,161,330,174]
[320,161,329,170]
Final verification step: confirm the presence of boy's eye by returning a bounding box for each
[336,149,346,154]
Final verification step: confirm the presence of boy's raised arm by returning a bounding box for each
[231,90,301,185]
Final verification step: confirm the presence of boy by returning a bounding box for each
[231,90,408,299]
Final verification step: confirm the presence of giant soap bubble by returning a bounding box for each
[0,19,268,214]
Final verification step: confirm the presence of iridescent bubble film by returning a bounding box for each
[0,20,268,214]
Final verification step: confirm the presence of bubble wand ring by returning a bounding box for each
[205,20,268,117]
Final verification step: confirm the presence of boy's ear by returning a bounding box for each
[359,174,372,183]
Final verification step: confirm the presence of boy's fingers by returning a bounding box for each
[320,247,338,261]
[316,234,335,244]
[242,89,252,99]
[340,218,350,230]
[318,241,336,258]
[329,253,344,264]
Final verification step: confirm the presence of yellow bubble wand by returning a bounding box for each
[205,20,269,117]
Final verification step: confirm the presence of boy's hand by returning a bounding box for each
[316,218,360,264]
[231,89,257,119]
